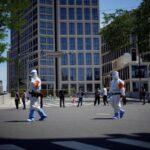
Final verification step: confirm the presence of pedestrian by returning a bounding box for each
[22,90,26,109]
[122,87,126,105]
[141,87,146,105]
[77,89,84,107]
[27,69,47,122]
[109,71,125,119]
[94,88,100,106]
[59,89,65,108]
[40,91,44,108]
[103,86,109,106]
[15,91,20,109]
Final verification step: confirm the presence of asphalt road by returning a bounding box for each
[0,103,150,150]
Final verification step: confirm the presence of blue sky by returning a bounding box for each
[0,0,143,91]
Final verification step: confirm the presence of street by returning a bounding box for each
[0,102,150,150]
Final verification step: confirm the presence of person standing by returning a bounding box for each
[109,71,125,119]
[15,91,20,109]
[141,87,146,105]
[77,89,84,107]
[27,69,47,122]
[22,90,26,109]
[94,88,100,106]
[59,89,65,108]
[103,86,109,106]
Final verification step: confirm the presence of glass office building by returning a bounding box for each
[8,0,101,95]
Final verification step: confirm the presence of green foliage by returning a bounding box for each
[0,0,30,63]
[100,0,150,53]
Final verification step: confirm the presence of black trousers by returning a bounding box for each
[15,99,19,109]
[60,97,65,107]
[94,96,100,106]
[22,98,26,109]
[103,95,108,105]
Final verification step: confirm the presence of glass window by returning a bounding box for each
[78,53,84,65]
[60,8,67,19]
[68,0,74,5]
[84,8,90,20]
[93,23,99,35]
[69,38,75,50]
[87,84,92,92]
[77,38,83,50]
[61,38,67,50]
[94,53,100,65]
[92,0,98,5]
[94,68,100,80]
[78,68,84,81]
[132,65,147,78]
[60,0,66,5]
[70,68,76,81]
[92,8,98,20]
[76,0,82,5]
[71,84,76,94]
[84,0,90,5]
[61,53,68,65]
[69,23,75,35]
[60,22,67,34]
[93,38,99,50]
[70,53,76,65]
[62,68,68,81]
[86,53,92,65]
[85,38,91,50]
[79,84,85,91]
[76,8,82,20]
[85,23,91,35]
[86,68,92,80]
[77,23,83,35]
[69,8,75,20]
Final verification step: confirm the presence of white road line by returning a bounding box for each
[0,144,26,150]
[52,141,110,150]
[108,138,150,149]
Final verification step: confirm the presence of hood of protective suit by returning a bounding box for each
[30,69,38,79]
[112,71,119,80]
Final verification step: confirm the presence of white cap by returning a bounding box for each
[30,69,37,74]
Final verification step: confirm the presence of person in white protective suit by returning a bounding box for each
[109,71,125,119]
[27,69,47,122]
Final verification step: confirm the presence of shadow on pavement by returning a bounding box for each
[0,133,150,150]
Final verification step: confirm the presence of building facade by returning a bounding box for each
[101,35,150,95]
[8,0,101,96]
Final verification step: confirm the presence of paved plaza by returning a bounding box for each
[0,94,150,149]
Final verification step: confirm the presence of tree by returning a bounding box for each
[0,0,29,63]
[100,0,150,53]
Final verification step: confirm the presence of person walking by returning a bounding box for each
[109,71,125,119]
[103,86,109,106]
[15,91,20,109]
[94,88,100,106]
[22,90,26,109]
[59,89,65,108]
[77,89,84,107]
[27,69,47,122]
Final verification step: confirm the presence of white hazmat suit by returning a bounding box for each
[109,71,125,119]
[27,69,47,122]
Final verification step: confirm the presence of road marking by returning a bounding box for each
[52,141,109,150]
[0,144,26,150]
[108,138,150,149]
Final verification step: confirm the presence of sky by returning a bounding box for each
[0,0,143,91]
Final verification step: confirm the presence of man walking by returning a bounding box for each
[27,69,47,122]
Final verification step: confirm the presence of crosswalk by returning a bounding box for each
[44,101,94,108]
[1,136,150,150]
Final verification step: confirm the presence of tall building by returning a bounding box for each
[101,34,150,95]
[8,0,101,96]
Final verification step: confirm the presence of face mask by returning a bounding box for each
[112,71,119,80]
